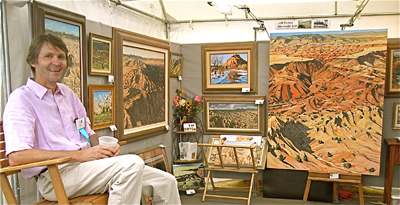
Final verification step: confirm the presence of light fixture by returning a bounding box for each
[216,4,232,15]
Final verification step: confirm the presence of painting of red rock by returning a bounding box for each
[122,45,166,130]
[210,53,248,84]
[267,29,387,176]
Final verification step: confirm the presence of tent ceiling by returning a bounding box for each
[119,0,400,24]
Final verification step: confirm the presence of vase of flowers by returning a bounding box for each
[172,89,204,129]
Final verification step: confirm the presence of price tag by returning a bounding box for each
[109,125,117,131]
[165,125,170,130]
[255,100,264,104]
[330,174,339,179]
[241,88,250,93]
[186,189,195,195]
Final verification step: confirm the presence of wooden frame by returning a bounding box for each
[32,1,87,107]
[89,33,113,76]
[202,95,266,135]
[130,144,170,173]
[198,142,261,205]
[202,42,258,94]
[113,28,169,142]
[205,135,267,170]
[393,102,400,129]
[386,38,400,98]
[170,53,183,77]
[88,84,115,130]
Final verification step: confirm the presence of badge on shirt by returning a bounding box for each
[75,117,85,130]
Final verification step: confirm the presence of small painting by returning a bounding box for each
[89,85,115,130]
[170,53,183,77]
[89,33,113,76]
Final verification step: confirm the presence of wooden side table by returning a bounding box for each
[383,138,400,205]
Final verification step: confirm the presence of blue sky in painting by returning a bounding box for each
[45,18,79,36]
[172,54,181,60]
[271,28,388,37]
[94,91,111,104]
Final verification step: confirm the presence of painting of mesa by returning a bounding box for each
[268,29,387,175]
[122,45,165,130]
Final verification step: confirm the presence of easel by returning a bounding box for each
[198,143,260,205]
[303,171,364,205]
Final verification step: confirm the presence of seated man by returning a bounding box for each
[3,34,181,204]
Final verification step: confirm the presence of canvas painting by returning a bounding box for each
[170,53,183,77]
[45,17,82,100]
[173,163,205,190]
[210,53,248,85]
[268,29,387,175]
[122,45,166,132]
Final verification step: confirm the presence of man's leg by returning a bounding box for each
[37,154,144,204]
[142,165,181,205]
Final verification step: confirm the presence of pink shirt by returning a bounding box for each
[3,78,95,179]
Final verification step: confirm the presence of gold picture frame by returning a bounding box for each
[113,28,170,142]
[170,53,183,77]
[89,33,113,76]
[385,38,400,98]
[205,135,267,170]
[203,95,266,135]
[88,85,115,130]
[202,42,258,94]
[393,102,400,129]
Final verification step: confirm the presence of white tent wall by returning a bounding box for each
[1,0,399,204]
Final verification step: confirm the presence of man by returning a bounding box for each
[3,34,181,204]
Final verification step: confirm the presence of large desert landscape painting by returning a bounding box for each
[267,29,387,175]
[122,45,166,131]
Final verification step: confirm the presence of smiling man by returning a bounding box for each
[3,34,181,204]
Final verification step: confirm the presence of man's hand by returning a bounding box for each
[78,143,121,162]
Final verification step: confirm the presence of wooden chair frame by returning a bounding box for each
[0,121,126,205]
[198,143,260,205]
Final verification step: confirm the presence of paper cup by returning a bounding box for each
[99,136,118,148]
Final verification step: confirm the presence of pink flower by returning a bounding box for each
[194,96,202,103]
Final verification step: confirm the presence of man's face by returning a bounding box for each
[30,42,67,89]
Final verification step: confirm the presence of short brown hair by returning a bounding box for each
[26,34,69,75]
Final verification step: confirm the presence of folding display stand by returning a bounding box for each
[198,143,260,205]
[303,171,364,205]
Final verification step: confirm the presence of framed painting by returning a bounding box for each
[88,85,115,130]
[113,28,169,142]
[202,95,266,135]
[202,42,258,94]
[205,135,267,170]
[32,1,87,107]
[393,102,400,129]
[385,38,400,98]
[170,53,183,77]
[131,144,170,173]
[89,33,113,76]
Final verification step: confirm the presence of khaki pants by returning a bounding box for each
[37,154,181,205]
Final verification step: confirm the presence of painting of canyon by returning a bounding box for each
[122,45,166,131]
[267,29,387,175]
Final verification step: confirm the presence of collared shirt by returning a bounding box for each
[3,78,95,179]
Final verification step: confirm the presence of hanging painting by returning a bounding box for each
[170,53,183,77]
[88,85,115,130]
[32,1,87,106]
[267,29,387,176]
[89,33,113,76]
[202,42,258,94]
[113,28,169,142]
[385,38,400,98]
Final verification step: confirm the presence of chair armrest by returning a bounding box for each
[0,157,71,174]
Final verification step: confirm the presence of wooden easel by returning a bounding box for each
[303,171,364,205]
[198,143,260,205]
